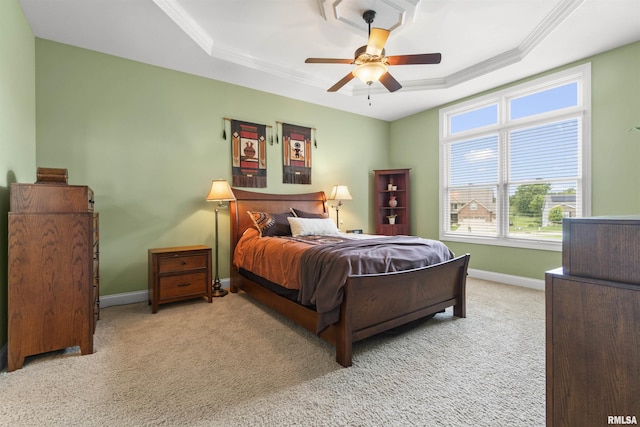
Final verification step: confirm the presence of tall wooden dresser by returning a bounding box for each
[546,216,640,426]
[7,183,99,371]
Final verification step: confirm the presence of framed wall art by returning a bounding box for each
[281,122,312,184]
[229,119,267,188]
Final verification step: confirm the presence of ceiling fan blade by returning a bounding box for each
[386,53,442,66]
[366,28,390,56]
[328,72,356,92]
[379,72,402,92]
[305,58,354,64]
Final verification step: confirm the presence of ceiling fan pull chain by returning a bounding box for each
[368,85,372,106]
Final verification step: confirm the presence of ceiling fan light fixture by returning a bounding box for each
[353,62,388,85]
[306,10,440,93]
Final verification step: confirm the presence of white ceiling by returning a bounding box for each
[19,0,640,121]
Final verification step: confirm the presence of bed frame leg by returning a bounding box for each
[335,327,353,367]
[229,278,238,292]
[453,255,470,318]
[454,301,466,318]
[336,346,352,367]
[335,288,353,367]
[229,270,239,293]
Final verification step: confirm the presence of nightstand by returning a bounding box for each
[148,245,212,313]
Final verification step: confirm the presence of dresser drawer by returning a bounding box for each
[159,272,208,300]
[10,183,94,212]
[158,254,207,273]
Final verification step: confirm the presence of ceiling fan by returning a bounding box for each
[305,10,442,93]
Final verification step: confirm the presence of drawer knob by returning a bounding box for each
[181,261,187,265]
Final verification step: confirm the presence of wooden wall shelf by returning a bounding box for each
[374,169,410,235]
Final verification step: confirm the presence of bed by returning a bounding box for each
[229,188,470,367]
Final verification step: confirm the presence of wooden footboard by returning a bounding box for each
[231,253,470,367]
[330,253,470,367]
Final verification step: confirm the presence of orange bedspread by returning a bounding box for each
[233,228,309,290]
[234,228,456,332]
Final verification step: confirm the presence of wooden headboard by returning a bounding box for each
[229,188,327,252]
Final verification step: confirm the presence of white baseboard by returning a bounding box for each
[99,278,231,308]
[99,273,541,308]
[98,271,543,309]
[0,272,539,372]
[468,268,544,291]
[100,290,149,308]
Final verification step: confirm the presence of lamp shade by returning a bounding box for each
[328,185,352,201]
[205,179,235,201]
[353,62,388,84]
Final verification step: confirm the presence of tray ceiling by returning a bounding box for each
[19,0,640,121]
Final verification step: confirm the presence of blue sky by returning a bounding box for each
[449,81,579,191]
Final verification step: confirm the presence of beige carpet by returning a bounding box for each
[0,278,545,426]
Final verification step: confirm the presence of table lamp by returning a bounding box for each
[328,185,352,228]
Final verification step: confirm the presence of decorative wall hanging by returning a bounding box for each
[279,122,315,184]
[225,118,269,188]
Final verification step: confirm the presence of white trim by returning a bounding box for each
[439,63,591,250]
[96,273,540,311]
[441,64,590,141]
[152,0,214,55]
[520,0,584,57]
[99,278,231,308]
[0,271,539,372]
[100,290,148,308]
[468,268,545,291]
[444,234,562,252]
[155,0,583,95]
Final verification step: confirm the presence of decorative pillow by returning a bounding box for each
[290,208,328,218]
[287,217,340,237]
[247,211,293,237]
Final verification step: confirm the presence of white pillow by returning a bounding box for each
[287,217,340,237]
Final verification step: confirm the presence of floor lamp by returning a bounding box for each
[328,185,352,229]
[205,179,236,297]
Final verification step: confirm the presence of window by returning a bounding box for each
[439,64,591,250]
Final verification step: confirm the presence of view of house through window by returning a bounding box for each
[439,64,591,250]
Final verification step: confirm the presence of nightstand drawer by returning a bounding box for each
[148,245,212,313]
[158,254,207,273]
[159,272,208,300]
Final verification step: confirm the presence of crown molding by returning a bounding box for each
[316,0,419,32]
[208,43,328,89]
[356,0,584,94]
[154,0,583,96]
[520,0,584,56]
[152,0,213,55]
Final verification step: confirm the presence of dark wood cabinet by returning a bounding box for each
[148,246,212,313]
[562,215,640,285]
[7,183,99,372]
[374,169,410,235]
[546,216,640,426]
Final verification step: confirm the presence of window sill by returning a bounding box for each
[440,233,562,252]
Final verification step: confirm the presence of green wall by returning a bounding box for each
[3,5,640,356]
[0,0,37,350]
[390,40,640,279]
[35,39,390,297]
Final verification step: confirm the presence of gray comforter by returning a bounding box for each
[295,235,454,332]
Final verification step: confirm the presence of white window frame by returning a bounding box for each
[439,64,591,251]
